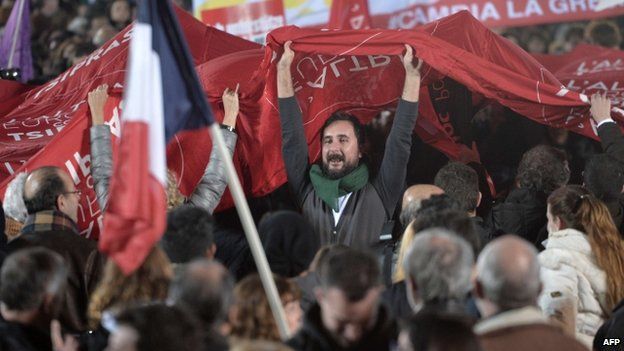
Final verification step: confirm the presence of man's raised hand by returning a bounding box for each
[278,41,295,71]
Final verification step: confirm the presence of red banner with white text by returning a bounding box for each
[0,8,260,238]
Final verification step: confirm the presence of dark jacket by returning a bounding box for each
[486,187,548,246]
[593,299,624,351]
[0,315,52,351]
[382,281,481,321]
[597,122,624,235]
[293,271,321,312]
[286,303,396,351]
[7,211,104,333]
[278,97,418,248]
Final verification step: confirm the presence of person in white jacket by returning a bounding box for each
[539,185,624,347]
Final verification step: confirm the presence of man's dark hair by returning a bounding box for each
[587,21,622,48]
[416,194,462,217]
[161,205,215,264]
[0,247,67,311]
[73,42,96,58]
[320,113,365,148]
[23,166,67,214]
[115,303,202,351]
[405,311,482,351]
[318,248,380,302]
[516,145,570,195]
[411,209,481,256]
[434,162,480,213]
[584,154,624,201]
[168,260,234,327]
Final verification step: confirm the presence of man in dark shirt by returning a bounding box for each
[277,41,421,248]
[287,248,396,351]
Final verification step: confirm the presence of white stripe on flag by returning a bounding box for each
[122,23,167,186]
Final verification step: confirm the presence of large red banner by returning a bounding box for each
[0,8,260,238]
[535,44,624,129]
[374,0,624,29]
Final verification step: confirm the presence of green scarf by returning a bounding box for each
[309,163,369,212]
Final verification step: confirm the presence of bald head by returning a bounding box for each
[169,259,234,326]
[475,235,541,313]
[23,167,79,222]
[400,184,444,226]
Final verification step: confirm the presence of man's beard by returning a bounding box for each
[322,153,358,180]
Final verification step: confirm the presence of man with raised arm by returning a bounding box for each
[277,42,421,248]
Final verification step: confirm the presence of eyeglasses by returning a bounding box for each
[63,190,82,198]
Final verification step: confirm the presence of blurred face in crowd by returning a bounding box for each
[106,325,139,351]
[546,204,563,235]
[110,0,131,25]
[321,120,362,179]
[316,287,382,347]
[283,294,303,334]
[527,35,547,53]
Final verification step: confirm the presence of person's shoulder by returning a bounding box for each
[480,323,586,350]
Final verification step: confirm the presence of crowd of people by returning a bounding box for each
[1,0,624,351]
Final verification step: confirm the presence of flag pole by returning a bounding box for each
[208,123,291,341]
[7,0,25,68]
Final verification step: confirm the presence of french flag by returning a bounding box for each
[100,0,214,274]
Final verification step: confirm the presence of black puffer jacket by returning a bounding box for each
[486,187,548,246]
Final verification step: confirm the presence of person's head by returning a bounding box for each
[474,235,541,317]
[410,210,481,257]
[525,32,549,54]
[307,244,350,272]
[161,205,215,264]
[434,162,481,214]
[92,24,118,47]
[0,247,67,325]
[516,145,570,195]
[398,311,482,351]
[108,0,132,29]
[400,184,444,226]
[108,303,202,351]
[88,247,173,329]
[71,42,96,66]
[168,259,234,328]
[547,185,624,310]
[403,229,474,313]
[586,20,622,49]
[259,210,320,278]
[320,113,364,179]
[583,154,624,202]
[23,166,81,223]
[3,172,28,238]
[315,248,382,347]
[393,195,463,283]
[231,274,302,341]
[563,25,586,52]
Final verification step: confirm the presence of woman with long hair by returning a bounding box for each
[85,247,173,350]
[539,185,624,346]
[230,274,302,342]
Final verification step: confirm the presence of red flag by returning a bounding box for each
[0,8,259,239]
[534,44,624,126]
[329,0,372,30]
[195,11,592,210]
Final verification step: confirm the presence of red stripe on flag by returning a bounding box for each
[100,121,167,275]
